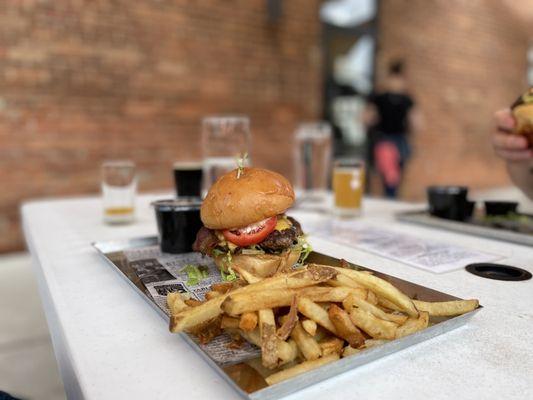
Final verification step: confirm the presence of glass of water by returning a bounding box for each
[101,160,136,224]
[202,116,251,193]
[293,122,332,202]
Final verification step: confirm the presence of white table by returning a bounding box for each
[22,194,533,400]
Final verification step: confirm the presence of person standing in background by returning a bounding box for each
[492,108,533,199]
[363,60,421,198]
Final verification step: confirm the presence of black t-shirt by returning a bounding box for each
[369,92,414,135]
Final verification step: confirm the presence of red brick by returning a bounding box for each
[0,0,323,253]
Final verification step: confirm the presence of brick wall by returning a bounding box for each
[375,0,530,200]
[0,1,323,253]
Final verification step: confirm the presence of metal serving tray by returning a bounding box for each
[397,210,533,247]
[93,236,481,400]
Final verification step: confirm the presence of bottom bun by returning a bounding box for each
[214,249,301,278]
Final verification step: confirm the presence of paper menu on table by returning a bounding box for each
[305,220,500,273]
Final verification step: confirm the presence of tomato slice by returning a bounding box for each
[222,216,277,247]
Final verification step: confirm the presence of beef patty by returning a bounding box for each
[259,217,303,252]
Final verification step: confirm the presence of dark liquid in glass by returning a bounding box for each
[153,199,203,254]
[173,165,202,197]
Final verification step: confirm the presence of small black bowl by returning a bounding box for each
[484,201,518,216]
[427,186,472,221]
[152,198,203,254]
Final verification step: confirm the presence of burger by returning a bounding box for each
[192,167,310,280]
[511,88,533,144]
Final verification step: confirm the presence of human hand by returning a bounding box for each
[492,109,532,161]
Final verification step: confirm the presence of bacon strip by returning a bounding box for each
[192,227,219,256]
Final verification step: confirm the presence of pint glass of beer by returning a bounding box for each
[332,159,365,217]
[173,161,203,198]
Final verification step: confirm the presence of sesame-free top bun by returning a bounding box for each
[201,167,295,230]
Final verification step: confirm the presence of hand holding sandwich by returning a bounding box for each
[493,109,531,161]
[493,89,533,200]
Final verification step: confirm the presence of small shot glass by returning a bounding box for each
[101,160,136,224]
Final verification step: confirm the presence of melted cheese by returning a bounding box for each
[275,217,292,231]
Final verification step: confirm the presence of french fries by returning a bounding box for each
[319,337,344,356]
[328,273,365,290]
[277,297,298,341]
[221,315,240,329]
[363,339,389,349]
[290,320,322,360]
[184,298,203,307]
[301,319,317,336]
[258,309,278,369]
[343,294,408,325]
[328,304,365,348]
[278,339,299,365]
[265,354,340,385]
[348,307,398,339]
[170,296,227,333]
[211,282,235,294]
[170,265,336,332]
[330,265,419,317]
[239,312,258,332]
[297,297,338,335]
[413,299,479,317]
[222,286,366,316]
[167,292,188,315]
[232,265,262,284]
[342,345,360,357]
[168,262,479,386]
[237,328,260,346]
[205,290,222,300]
[222,289,297,315]
[395,311,429,339]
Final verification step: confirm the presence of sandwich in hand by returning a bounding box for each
[192,167,310,281]
[511,88,533,144]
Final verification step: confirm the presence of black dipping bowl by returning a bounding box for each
[484,201,518,216]
[427,186,473,221]
[152,198,203,254]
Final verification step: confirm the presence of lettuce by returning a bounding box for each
[180,264,209,286]
[295,236,312,267]
[212,248,226,257]
[219,251,238,281]
[220,267,238,282]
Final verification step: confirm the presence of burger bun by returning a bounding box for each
[201,167,295,230]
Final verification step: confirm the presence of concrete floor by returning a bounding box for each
[0,253,66,400]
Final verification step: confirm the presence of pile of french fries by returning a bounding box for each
[168,263,478,385]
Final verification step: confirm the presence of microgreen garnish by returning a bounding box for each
[236,152,248,179]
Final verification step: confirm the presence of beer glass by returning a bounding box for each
[173,161,203,198]
[332,158,365,217]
